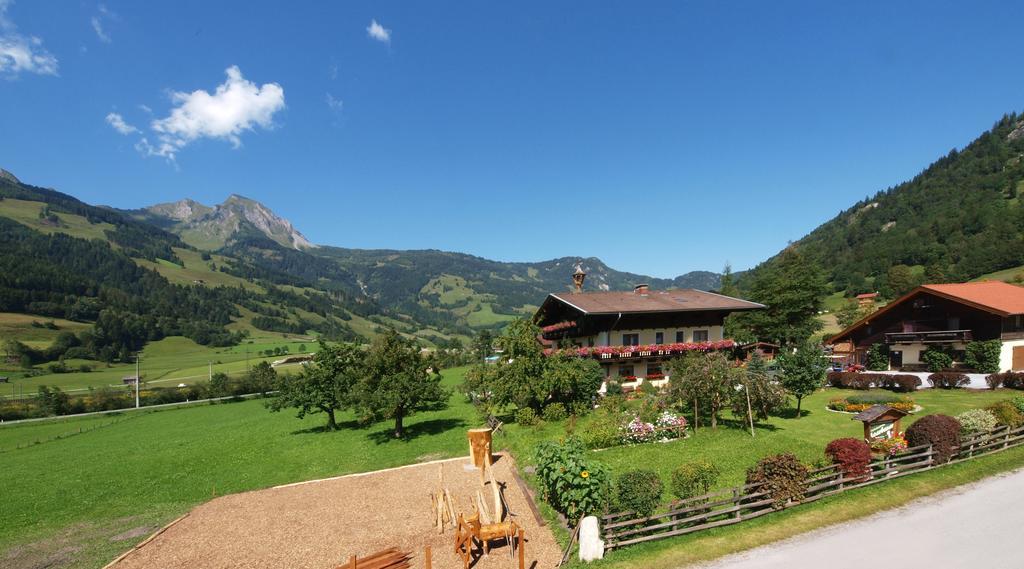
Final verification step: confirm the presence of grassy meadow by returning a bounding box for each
[3,364,1024,569]
[1,335,313,396]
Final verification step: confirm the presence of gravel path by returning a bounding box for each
[109,454,559,569]
[691,468,1024,569]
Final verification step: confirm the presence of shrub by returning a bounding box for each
[921,347,954,373]
[615,470,664,517]
[905,414,961,463]
[928,372,971,389]
[567,399,593,417]
[1012,396,1024,415]
[989,372,1024,390]
[534,437,612,519]
[954,409,998,435]
[826,371,844,388]
[745,453,808,508]
[514,407,539,426]
[963,340,1001,373]
[881,374,922,393]
[580,410,623,450]
[865,344,889,371]
[670,461,720,501]
[604,380,623,396]
[542,402,568,422]
[986,401,1024,429]
[825,438,873,479]
[986,374,1004,390]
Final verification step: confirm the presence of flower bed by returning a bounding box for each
[621,411,688,444]
[545,340,736,359]
[828,393,916,413]
[540,320,576,334]
[870,432,908,456]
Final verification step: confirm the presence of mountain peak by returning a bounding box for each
[140,194,314,251]
[0,168,20,184]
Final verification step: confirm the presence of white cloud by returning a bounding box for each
[105,112,139,135]
[91,4,117,44]
[144,65,285,160]
[138,104,152,114]
[0,0,58,77]
[366,19,390,43]
[325,93,343,113]
[91,16,110,43]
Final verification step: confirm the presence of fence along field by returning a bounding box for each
[601,424,1024,550]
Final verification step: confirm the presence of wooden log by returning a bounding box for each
[468,428,493,468]
[424,546,431,569]
[518,528,525,569]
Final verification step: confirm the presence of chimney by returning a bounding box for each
[634,284,649,295]
[572,266,587,293]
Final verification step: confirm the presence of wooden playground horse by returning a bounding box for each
[454,512,524,569]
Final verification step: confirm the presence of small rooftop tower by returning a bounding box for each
[572,265,587,293]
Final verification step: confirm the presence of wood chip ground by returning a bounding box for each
[108,454,559,569]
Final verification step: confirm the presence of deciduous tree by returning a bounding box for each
[357,330,449,438]
[778,341,828,417]
[267,341,362,431]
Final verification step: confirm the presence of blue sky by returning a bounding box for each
[2,1,1024,278]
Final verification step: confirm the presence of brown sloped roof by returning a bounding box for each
[548,289,764,315]
[829,281,1024,344]
[852,404,908,422]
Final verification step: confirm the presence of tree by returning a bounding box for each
[208,372,230,397]
[472,329,494,362]
[668,351,737,429]
[883,265,919,298]
[732,354,788,424]
[248,360,277,395]
[835,299,874,329]
[719,263,739,298]
[37,385,71,416]
[731,248,829,346]
[778,341,827,417]
[463,319,601,415]
[357,330,449,438]
[267,341,362,431]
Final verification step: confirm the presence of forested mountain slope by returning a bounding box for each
[744,112,1024,295]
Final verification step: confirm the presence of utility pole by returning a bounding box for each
[135,354,141,409]
[209,361,213,383]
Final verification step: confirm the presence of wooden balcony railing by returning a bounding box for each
[884,330,973,344]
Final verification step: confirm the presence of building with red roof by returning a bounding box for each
[829,281,1024,371]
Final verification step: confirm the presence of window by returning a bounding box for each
[587,337,595,347]
[622,333,639,346]
[675,330,686,343]
[647,363,662,377]
[655,332,664,345]
[618,365,635,378]
[693,330,709,342]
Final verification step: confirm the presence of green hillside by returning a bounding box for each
[744,112,1024,296]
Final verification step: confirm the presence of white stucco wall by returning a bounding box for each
[1000,339,1024,372]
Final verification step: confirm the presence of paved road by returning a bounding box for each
[693,468,1024,569]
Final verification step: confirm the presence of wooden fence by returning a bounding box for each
[602,424,1024,550]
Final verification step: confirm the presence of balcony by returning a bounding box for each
[884,330,973,344]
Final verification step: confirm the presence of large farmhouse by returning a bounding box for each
[829,281,1024,371]
[532,269,763,388]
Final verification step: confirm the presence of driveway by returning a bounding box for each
[692,468,1024,569]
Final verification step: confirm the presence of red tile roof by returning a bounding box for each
[549,289,764,314]
[920,281,1024,316]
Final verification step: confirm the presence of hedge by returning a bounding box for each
[927,372,971,389]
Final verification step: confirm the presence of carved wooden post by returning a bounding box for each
[468,428,493,468]
[424,545,431,569]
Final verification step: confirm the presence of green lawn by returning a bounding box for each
[0,368,479,569]
[3,368,1022,569]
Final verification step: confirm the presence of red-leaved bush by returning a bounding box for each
[825,438,873,479]
[905,414,961,463]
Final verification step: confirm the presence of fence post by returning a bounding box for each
[733,487,741,520]
[928,445,934,467]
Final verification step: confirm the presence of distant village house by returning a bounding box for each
[829,281,1024,372]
